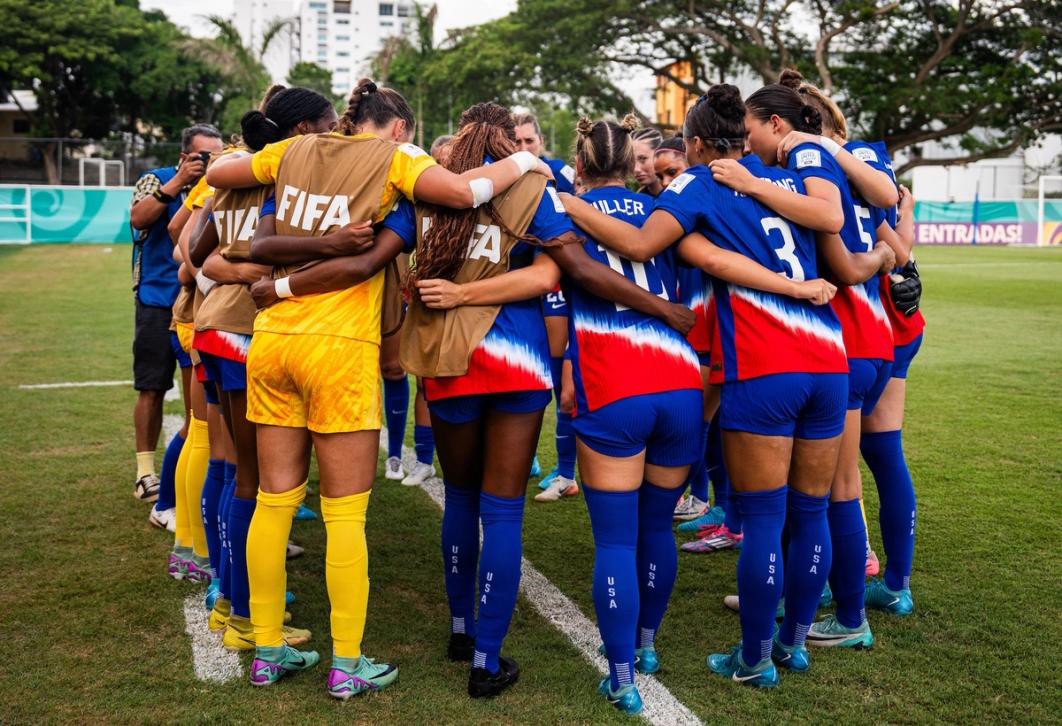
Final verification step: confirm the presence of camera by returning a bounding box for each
[198,150,211,165]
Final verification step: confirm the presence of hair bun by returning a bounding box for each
[778,68,806,90]
[239,109,283,151]
[576,117,595,137]
[800,104,824,134]
[619,113,639,133]
[704,84,745,121]
[354,78,378,95]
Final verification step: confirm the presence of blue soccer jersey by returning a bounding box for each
[787,142,893,360]
[564,185,702,413]
[543,156,576,195]
[383,180,575,400]
[654,158,847,383]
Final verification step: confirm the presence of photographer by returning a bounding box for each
[129,123,223,509]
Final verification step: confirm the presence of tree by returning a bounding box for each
[287,62,335,99]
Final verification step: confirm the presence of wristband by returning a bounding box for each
[510,150,538,175]
[469,177,494,208]
[153,188,176,204]
[274,277,294,298]
[818,136,841,156]
[195,270,217,296]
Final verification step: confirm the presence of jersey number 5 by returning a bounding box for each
[760,217,806,281]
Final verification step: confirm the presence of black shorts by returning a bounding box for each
[133,301,176,391]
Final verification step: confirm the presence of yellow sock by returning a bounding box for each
[173,419,192,548]
[858,497,869,530]
[248,484,305,649]
[136,451,155,479]
[322,491,372,659]
[186,416,211,558]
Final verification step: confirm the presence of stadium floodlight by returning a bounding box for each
[1036,175,1062,247]
[79,158,126,188]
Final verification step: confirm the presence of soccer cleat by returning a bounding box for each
[771,633,810,672]
[148,505,176,532]
[820,581,834,608]
[327,655,399,700]
[204,579,221,610]
[285,591,296,606]
[223,614,312,651]
[168,549,191,580]
[294,503,317,521]
[468,656,520,698]
[529,456,542,478]
[448,633,475,662]
[208,598,230,631]
[707,646,779,688]
[537,466,558,491]
[249,644,320,687]
[286,541,304,560]
[806,614,874,649]
[533,475,579,502]
[184,555,212,584]
[680,525,742,553]
[401,461,435,487]
[384,456,405,481]
[598,677,643,715]
[866,547,880,576]
[673,494,708,521]
[676,505,726,532]
[134,473,160,503]
[864,577,914,616]
[721,595,785,620]
[635,646,659,674]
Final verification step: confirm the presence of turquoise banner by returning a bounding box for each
[0,185,133,244]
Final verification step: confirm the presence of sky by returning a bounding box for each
[139,0,656,113]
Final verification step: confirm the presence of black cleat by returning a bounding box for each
[468,656,520,698]
[448,633,475,662]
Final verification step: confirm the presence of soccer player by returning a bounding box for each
[514,112,576,194]
[631,127,663,196]
[714,82,896,650]
[207,80,552,698]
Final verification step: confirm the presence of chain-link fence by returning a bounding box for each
[0,137,183,186]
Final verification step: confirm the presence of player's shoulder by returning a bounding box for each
[663,163,712,196]
[790,142,829,170]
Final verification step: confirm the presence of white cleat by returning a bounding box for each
[673,494,707,521]
[534,476,579,502]
[401,461,435,486]
[149,505,176,533]
[723,595,740,612]
[384,456,405,481]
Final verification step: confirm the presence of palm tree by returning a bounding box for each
[369,3,438,146]
[190,15,294,98]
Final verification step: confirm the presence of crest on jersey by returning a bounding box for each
[398,142,427,158]
[545,186,565,213]
[667,172,696,194]
[852,147,878,163]
[795,148,822,169]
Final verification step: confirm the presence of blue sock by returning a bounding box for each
[861,430,916,591]
[779,489,832,648]
[708,415,730,512]
[474,492,525,673]
[201,459,226,577]
[227,496,256,618]
[636,482,684,649]
[157,431,183,511]
[414,424,435,465]
[828,498,868,628]
[217,479,235,600]
[383,376,409,458]
[735,486,787,666]
[223,460,236,488]
[556,410,576,479]
[583,484,639,690]
[442,483,480,637]
[688,420,711,502]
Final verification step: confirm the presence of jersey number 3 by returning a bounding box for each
[760,217,806,281]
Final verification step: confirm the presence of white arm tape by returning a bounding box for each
[195,270,217,296]
[510,150,538,175]
[469,177,494,208]
[819,136,841,156]
[274,277,294,299]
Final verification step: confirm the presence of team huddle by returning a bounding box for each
[130,67,925,715]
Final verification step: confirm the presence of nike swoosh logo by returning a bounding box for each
[732,671,764,682]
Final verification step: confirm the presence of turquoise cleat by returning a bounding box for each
[864,577,914,616]
[204,578,221,610]
[771,633,810,672]
[635,646,659,674]
[249,645,320,686]
[676,505,726,532]
[538,466,558,490]
[327,655,399,700]
[598,677,643,715]
[529,455,542,478]
[707,646,779,688]
[806,614,874,649]
[294,503,317,521]
[820,581,833,608]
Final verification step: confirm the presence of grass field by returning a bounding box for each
[0,243,1060,724]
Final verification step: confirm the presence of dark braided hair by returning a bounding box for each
[337,78,415,136]
[412,102,543,286]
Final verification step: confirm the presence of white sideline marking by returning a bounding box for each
[18,378,181,400]
[163,413,183,441]
[182,593,242,683]
[383,430,703,726]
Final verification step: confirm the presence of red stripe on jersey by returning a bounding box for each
[424,337,552,401]
[832,283,894,360]
[879,273,926,346]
